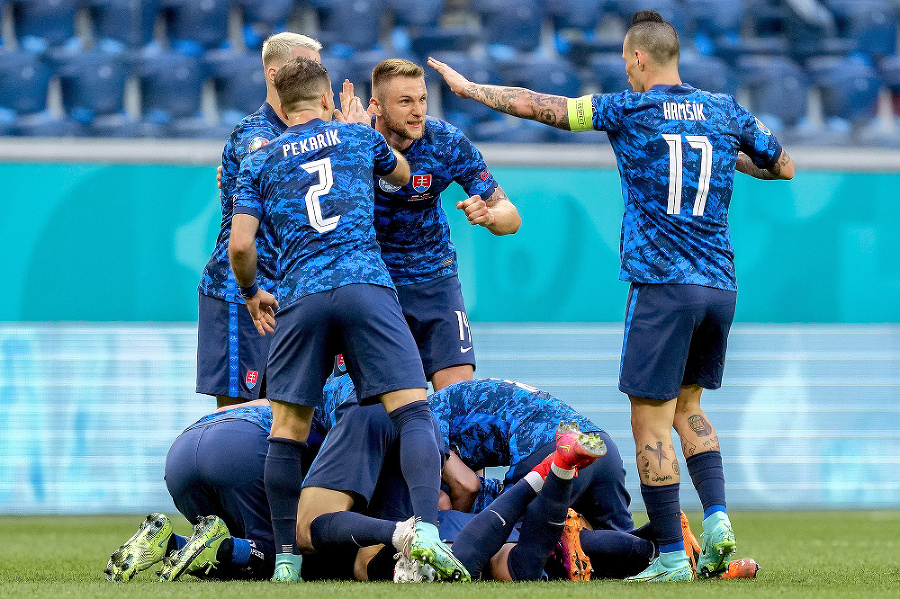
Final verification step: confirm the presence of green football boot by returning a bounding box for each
[158,515,230,581]
[626,554,695,582]
[696,512,736,578]
[105,513,173,582]
[409,521,471,582]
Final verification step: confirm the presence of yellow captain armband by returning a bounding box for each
[567,95,594,132]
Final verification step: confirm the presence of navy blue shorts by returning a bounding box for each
[196,292,270,400]
[506,434,635,533]
[265,284,427,406]
[164,418,273,550]
[619,283,737,400]
[396,274,476,378]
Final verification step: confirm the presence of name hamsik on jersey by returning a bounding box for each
[200,103,286,303]
[572,84,782,291]
[373,117,498,285]
[233,119,398,308]
[428,379,602,472]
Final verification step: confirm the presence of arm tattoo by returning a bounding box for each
[466,84,570,129]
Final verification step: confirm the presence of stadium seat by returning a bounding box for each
[408,26,480,59]
[826,0,898,58]
[428,51,504,133]
[470,117,555,143]
[161,0,231,57]
[57,49,130,126]
[0,49,53,116]
[237,0,295,50]
[205,49,267,127]
[470,0,544,56]
[9,0,80,53]
[320,53,353,99]
[136,49,205,126]
[807,55,882,124]
[546,0,603,35]
[604,0,685,33]
[678,52,739,96]
[312,0,385,53]
[588,52,630,93]
[877,54,900,94]
[736,54,810,126]
[386,0,443,28]
[87,0,160,52]
[496,53,582,98]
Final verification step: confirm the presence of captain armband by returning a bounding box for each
[567,95,594,132]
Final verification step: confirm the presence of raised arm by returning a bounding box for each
[736,149,795,180]
[428,57,572,130]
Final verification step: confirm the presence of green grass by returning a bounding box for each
[1,511,898,598]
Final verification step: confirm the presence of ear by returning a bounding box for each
[369,97,381,116]
[267,65,278,84]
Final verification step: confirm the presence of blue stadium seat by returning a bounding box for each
[736,55,810,127]
[205,49,266,127]
[321,54,353,99]
[588,52,630,93]
[713,35,790,66]
[604,0,685,33]
[470,117,555,143]
[808,55,882,124]
[386,0,443,28]
[312,0,385,53]
[877,54,900,94]
[0,49,53,115]
[57,49,130,126]
[9,0,80,53]
[678,52,739,96]
[136,49,205,127]
[428,51,504,133]
[161,0,231,57]
[496,54,582,98]
[237,0,295,50]
[88,0,160,52]
[546,0,603,34]
[471,0,544,56]
[408,26,480,59]
[826,0,898,58]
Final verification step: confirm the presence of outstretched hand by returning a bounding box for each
[334,79,370,125]
[245,290,279,336]
[427,57,472,99]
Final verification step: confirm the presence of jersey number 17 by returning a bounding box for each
[662,134,712,216]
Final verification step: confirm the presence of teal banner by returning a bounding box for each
[4,163,899,322]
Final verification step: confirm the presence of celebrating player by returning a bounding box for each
[229,57,454,582]
[197,32,322,409]
[429,9,794,582]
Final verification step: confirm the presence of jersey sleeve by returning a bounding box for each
[369,128,399,176]
[448,130,499,199]
[232,151,265,221]
[472,477,504,513]
[736,102,783,169]
[567,93,622,133]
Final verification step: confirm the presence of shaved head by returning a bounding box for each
[625,10,680,67]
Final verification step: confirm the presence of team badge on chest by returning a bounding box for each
[412,174,432,192]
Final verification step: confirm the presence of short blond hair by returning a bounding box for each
[372,58,425,101]
[262,33,322,68]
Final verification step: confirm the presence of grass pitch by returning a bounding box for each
[1,511,898,598]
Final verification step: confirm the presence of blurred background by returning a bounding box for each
[1,0,898,515]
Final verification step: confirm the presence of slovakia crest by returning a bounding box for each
[248,137,268,152]
[412,174,432,192]
[245,370,259,389]
[335,354,347,374]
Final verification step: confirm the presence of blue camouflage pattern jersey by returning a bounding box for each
[199,103,286,303]
[567,85,783,291]
[233,118,398,307]
[428,378,601,472]
[373,116,498,285]
[181,402,330,443]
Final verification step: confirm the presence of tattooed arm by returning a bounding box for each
[457,185,521,235]
[428,57,572,130]
[736,149,795,180]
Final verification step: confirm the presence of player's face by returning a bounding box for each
[377,76,427,141]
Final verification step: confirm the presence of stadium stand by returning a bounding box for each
[57,47,135,136]
[0,0,897,143]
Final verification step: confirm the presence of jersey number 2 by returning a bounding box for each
[662,134,712,216]
[301,158,340,233]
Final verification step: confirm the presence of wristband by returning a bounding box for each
[239,282,259,299]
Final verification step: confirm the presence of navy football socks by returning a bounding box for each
[310,511,396,549]
[640,482,683,549]
[507,471,573,581]
[388,400,441,525]
[452,478,538,578]
[686,451,727,515]
[579,528,656,579]
[264,437,307,556]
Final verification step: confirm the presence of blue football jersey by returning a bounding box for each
[428,378,602,472]
[233,119,398,307]
[569,84,783,291]
[373,117,498,286]
[199,103,286,303]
